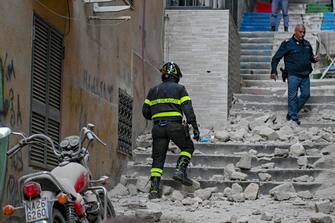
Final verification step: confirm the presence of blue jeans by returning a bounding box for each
[271,0,289,29]
[287,75,310,121]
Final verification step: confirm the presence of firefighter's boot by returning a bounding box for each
[148,177,161,199]
[173,156,193,186]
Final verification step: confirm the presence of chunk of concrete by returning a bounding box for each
[289,142,306,157]
[309,213,333,223]
[244,183,259,200]
[108,183,129,197]
[315,200,333,214]
[135,209,162,222]
[236,153,252,170]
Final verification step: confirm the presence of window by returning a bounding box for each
[30,14,63,169]
[118,89,133,156]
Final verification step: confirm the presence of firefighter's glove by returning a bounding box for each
[191,122,200,141]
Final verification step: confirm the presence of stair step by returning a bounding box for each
[235,94,335,104]
[240,86,335,96]
[133,153,321,169]
[239,32,274,38]
[240,62,271,69]
[240,56,271,63]
[240,68,271,74]
[241,43,273,50]
[240,38,273,44]
[126,164,324,182]
[124,178,322,194]
[232,102,335,113]
[243,79,335,88]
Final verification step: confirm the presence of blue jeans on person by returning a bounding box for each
[271,0,289,29]
[287,75,310,122]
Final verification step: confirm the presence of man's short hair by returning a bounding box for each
[295,24,305,30]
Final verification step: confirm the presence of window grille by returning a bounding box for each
[118,89,133,156]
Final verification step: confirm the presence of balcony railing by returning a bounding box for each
[166,0,225,9]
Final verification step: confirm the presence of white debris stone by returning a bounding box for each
[297,190,313,199]
[127,184,138,196]
[162,185,173,196]
[194,187,217,201]
[315,200,333,214]
[136,176,150,193]
[215,130,231,142]
[321,144,335,155]
[244,183,259,200]
[210,175,225,182]
[289,142,306,157]
[261,162,275,169]
[108,183,129,197]
[309,213,333,223]
[171,190,184,201]
[231,171,248,181]
[223,187,232,197]
[236,153,252,170]
[258,172,272,181]
[269,183,296,201]
[274,148,289,157]
[313,156,335,169]
[261,212,273,221]
[182,197,195,206]
[293,175,313,182]
[232,183,243,194]
[135,209,162,222]
[297,156,308,168]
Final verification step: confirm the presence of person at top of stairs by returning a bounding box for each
[271,0,289,32]
[270,24,320,125]
[142,62,200,199]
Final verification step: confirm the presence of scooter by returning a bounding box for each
[1,124,115,223]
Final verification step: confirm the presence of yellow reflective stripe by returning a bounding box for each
[152,112,182,119]
[180,151,192,159]
[151,168,163,177]
[151,98,180,105]
[151,168,163,174]
[151,172,162,177]
[144,99,152,106]
[145,97,191,107]
[180,96,191,104]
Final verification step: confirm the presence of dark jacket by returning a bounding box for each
[271,35,318,76]
[142,79,197,124]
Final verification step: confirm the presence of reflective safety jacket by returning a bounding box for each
[142,79,197,124]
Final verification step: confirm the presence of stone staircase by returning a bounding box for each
[122,2,335,198]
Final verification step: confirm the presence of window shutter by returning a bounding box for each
[30,14,63,169]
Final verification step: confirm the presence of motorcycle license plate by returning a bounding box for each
[25,198,49,222]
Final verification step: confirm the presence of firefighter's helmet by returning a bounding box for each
[160,62,182,81]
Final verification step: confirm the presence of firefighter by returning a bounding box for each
[142,62,200,199]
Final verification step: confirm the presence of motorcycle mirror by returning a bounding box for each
[87,123,95,130]
[0,127,11,139]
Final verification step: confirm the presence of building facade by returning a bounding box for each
[0,0,164,213]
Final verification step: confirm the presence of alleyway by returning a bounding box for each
[110,1,335,223]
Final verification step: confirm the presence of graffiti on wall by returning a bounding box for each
[82,70,114,103]
[0,52,23,207]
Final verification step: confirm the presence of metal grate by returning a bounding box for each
[118,89,133,156]
[30,14,63,170]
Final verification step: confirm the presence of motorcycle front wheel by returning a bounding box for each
[53,209,66,223]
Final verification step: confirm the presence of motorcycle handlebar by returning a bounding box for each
[7,143,22,158]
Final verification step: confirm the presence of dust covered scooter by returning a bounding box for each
[1,124,115,223]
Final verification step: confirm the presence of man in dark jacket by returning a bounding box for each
[271,24,319,125]
[142,62,200,199]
